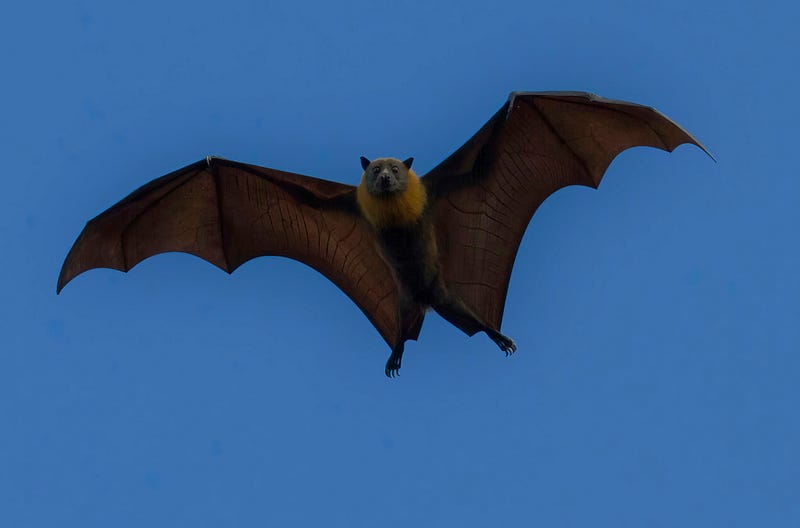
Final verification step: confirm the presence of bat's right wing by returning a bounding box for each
[58,157,403,347]
[423,91,712,332]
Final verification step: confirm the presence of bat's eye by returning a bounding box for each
[372,167,381,175]
[391,166,399,173]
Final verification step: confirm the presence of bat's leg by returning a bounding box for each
[432,289,517,356]
[484,328,517,357]
[385,342,404,378]
[385,299,425,378]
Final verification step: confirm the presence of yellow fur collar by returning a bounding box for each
[356,169,427,229]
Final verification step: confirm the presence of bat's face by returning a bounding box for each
[361,157,414,197]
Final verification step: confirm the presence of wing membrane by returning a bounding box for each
[58,157,402,346]
[424,91,711,330]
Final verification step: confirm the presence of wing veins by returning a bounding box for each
[210,161,232,272]
[119,167,203,271]
[529,100,596,186]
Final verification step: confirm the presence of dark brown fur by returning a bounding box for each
[371,206,516,377]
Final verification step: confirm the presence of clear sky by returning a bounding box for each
[1,0,798,526]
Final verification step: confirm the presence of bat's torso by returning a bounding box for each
[355,164,441,304]
[376,220,439,305]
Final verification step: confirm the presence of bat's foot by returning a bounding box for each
[486,329,517,356]
[385,344,404,378]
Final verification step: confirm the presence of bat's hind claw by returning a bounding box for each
[385,344,404,378]
[487,329,517,356]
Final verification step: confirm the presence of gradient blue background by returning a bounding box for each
[2,1,797,526]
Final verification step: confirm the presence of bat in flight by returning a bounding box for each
[58,91,712,377]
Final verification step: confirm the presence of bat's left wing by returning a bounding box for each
[423,91,712,332]
[58,157,403,347]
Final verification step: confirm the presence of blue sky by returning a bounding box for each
[1,0,798,526]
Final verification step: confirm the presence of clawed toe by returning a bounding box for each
[385,353,402,378]
[501,339,517,356]
[487,329,517,357]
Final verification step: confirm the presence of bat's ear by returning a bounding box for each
[403,157,414,170]
[360,156,371,170]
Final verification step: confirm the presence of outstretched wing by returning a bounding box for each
[58,157,402,346]
[423,91,712,330]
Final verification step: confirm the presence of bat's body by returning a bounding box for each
[355,158,436,305]
[58,92,712,377]
[355,157,516,373]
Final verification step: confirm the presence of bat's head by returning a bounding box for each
[360,156,414,197]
